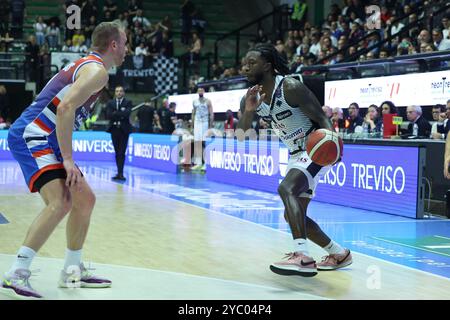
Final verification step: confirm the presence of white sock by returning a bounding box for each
[323,240,346,255]
[9,246,36,274]
[293,238,309,255]
[63,249,82,271]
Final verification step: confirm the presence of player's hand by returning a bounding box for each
[245,85,266,112]
[63,158,81,188]
[444,156,450,179]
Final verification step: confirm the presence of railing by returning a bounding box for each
[213,4,291,66]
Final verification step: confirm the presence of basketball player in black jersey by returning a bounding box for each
[238,43,352,277]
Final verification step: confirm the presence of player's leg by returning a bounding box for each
[60,176,111,288]
[271,168,317,277]
[1,178,71,299]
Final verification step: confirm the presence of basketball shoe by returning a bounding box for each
[270,252,318,277]
[0,269,43,299]
[58,263,112,288]
[317,249,353,271]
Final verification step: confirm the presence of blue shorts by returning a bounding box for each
[8,126,65,193]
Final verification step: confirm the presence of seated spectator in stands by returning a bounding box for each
[379,48,390,58]
[159,102,177,134]
[46,21,60,49]
[322,105,332,119]
[363,104,382,134]
[441,16,450,40]
[135,42,148,56]
[380,100,398,116]
[309,32,321,57]
[224,109,238,138]
[417,29,431,47]
[431,104,446,139]
[81,0,98,25]
[432,28,450,51]
[331,107,345,132]
[78,40,88,53]
[103,0,118,20]
[137,102,156,133]
[424,43,438,53]
[161,30,174,57]
[72,29,85,47]
[349,21,364,43]
[116,12,129,30]
[128,0,142,18]
[34,16,47,47]
[61,39,75,52]
[436,100,450,139]
[404,105,431,138]
[104,10,113,22]
[346,102,364,133]
[133,9,151,31]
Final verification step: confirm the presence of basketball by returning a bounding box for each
[306,129,343,166]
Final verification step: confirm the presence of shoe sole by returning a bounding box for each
[58,281,112,289]
[0,286,43,300]
[269,265,318,277]
[317,260,353,271]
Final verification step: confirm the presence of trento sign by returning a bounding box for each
[325,70,450,108]
[206,137,423,218]
[0,131,179,173]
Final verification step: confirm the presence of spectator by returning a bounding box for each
[0,0,10,37]
[322,105,332,118]
[25,36,40,82]
[188,32,202,65]
[346,102,364,134]
[104,10,113,22]
[363,104,381,134]
[137,102,156,133]
[153,113,163,133]
[224,109,238,137]
[309,32,321,57]
[161,30,174,57]
[135,42,148,56]
[159,101,177,134]
[255,28,268,44]
[331,107,345,132]
[417,29,431,46]
[404,105,431,138]
[103,0,118,20]
[34,16,47,46]
[441,16,450,39]
[116,12,129,30]
[431,104,446,139]
[379,48,390,58]
[46,21,60,49]
[181,0,195,45]
[437,100,450,139]
[133,9,151,31]
[128,0,142,18]
[0,85,10,126]
[81,0,98,25]
[72,29,86,47]
[432,28,450,51]
[61,39,75,52]
[11,0,26,39]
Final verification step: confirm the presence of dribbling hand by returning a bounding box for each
[245,85,266,112]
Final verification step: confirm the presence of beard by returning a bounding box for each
[247,72,264,86]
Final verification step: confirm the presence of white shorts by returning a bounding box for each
[286,151,331,199]
[194,121,209,141]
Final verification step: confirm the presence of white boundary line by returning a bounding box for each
[0,253,327,300]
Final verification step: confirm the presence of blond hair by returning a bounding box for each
[91,21,123,53]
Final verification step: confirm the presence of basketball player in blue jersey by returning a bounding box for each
[238,43,352,277]
[0,21,128,299]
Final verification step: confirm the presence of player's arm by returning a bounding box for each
[56,64,108,187]
[237,85,266,132]
[444,133,450,179]
[208,99,214,127]
[283,77,332,131]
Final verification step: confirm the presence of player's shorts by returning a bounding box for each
[286,151,331,199]
[7,129,66,193]
[193,120,209,141]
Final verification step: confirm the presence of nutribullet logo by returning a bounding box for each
[66,5,81,30]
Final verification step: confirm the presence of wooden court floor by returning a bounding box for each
[1,170,450,300]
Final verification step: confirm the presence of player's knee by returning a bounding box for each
[48,198,72,219]
[83,191,96,210]
[278,182,295,198]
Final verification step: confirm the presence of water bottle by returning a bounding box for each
[363,123,369,138]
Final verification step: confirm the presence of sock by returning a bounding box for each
[323,240,346,255]
[9,246,36,274]
[63,249,82,271]
[293,238,309,255]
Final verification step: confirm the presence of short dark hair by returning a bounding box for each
[433,104,445,112]
[349,102,359,109]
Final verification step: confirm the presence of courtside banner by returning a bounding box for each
[206,137,421,218]
[126,133,180,173]
[0,131,179,173]
[325,70,450,108]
